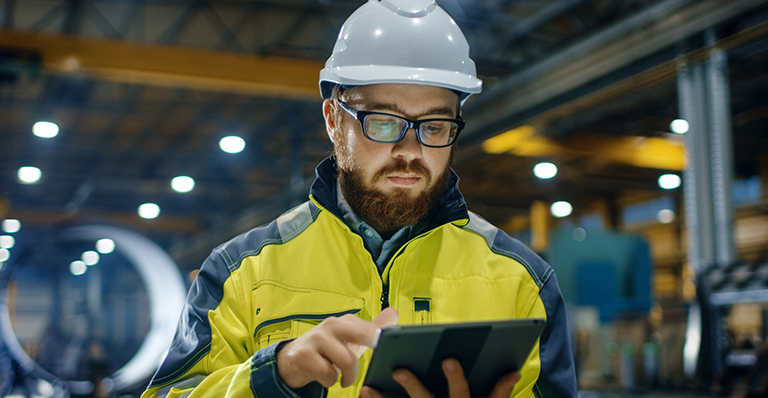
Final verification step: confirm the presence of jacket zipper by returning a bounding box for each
[379,229,433,312]
[380,285,389,309]
[309,195,468,315]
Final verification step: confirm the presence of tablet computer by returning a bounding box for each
[362,318,545,398]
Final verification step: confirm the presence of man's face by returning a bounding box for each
[324,84,460,233]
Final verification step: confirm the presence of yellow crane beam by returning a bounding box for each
[0,28,324,99]
[483,125,685,171]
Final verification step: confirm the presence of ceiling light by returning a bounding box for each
[533,162,558,179]
[658,174,681,190]
[670,119,689,134]
[96,238,115,254]
[550,201,573,218]
[1,219,20,233]
[657,209,675,224]
[18,166,41,184]
[572,227,587,242]
[0,235,14,249]
[138,203,160,219]
[70,260,87,276]
[219,136,245,154]
[33,121,59,138]
[0,248,9,263]
[171,176,195,193]
[82,250,99,266]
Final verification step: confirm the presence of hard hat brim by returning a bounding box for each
[320,65,482,100]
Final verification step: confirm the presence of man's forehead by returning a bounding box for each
[342,83,461,115]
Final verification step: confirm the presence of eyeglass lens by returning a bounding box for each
[364,114,458,146]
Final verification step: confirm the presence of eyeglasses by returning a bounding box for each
[336,100,464,148]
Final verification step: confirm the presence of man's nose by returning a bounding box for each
[392,128,423,160]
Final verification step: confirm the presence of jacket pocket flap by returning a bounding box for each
[252,280,365,337]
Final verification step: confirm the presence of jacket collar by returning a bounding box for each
[309,157,470,231]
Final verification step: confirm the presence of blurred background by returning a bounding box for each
[1,0,767,397]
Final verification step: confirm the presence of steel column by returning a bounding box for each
[678,60,716,274]
[706,48,737,266]
[678,39,737,384]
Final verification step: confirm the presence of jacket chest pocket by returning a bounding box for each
[251,280,367,350]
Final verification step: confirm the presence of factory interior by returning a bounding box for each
[1,0,768,396]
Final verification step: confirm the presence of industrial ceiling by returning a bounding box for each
[1,0,767,270]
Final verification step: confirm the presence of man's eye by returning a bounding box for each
[368,119,400,138]
[422,123,447,135]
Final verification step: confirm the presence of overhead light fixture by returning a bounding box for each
[572,227,587,242]
[70,260,87,276]
[96,238,115,254]
[657,209,675,224]
[550,201,573,218]
[82,250,100,266]
[32,121,59,138]
[171,176,195,193]
[658,174,681,190]
[219,135,245,154]
[670,119,689,134]
[0,248,9,263]
[0,235,14,249]
[17,166,41,184]
[138,203,160,219]
[533,162,558,179]
[1,219,20,234]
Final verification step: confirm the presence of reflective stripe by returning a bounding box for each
[462,211,498,248]
[277,202,317,243]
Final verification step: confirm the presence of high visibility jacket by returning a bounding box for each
[143,157,576,398]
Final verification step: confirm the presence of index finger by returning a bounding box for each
[319,314,386,349]
[372,307,399,330]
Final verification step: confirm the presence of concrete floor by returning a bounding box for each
[579,389,715,397]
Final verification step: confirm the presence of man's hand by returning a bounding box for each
[359,358,521,398]
[277,307,399,389]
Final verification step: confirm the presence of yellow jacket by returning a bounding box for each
[143,158,576,398]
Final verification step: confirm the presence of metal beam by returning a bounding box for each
[5,207,202,234]
[62,0,84,35]
[0,28,324,99]
[493,0,585,57]
[481,125,686,171]
[2,0,14,28]
[462,0,768,143]
[158,0,204,45]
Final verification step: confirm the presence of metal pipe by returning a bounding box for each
[678,59,717,274]
[706,47,737,266]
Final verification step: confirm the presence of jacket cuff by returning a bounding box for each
[250,340,327,398]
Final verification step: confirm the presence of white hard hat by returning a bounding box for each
[319,0,482,104]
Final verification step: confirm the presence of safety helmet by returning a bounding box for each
[319,0,482,104]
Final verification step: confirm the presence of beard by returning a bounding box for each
[334,140,454,235]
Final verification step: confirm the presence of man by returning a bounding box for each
[143,0,576,397]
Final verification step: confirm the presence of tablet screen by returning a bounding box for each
[362,318,545,398]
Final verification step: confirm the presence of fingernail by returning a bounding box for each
[444,359,457,372]
[394,371,408,383]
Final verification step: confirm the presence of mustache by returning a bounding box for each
[372,159,430,181]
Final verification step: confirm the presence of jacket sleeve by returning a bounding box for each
[140,247,325,398]
[534,270,578,398]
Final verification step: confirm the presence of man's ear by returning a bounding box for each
[322,99,337,144]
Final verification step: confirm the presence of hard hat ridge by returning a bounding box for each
[319,0,482,104]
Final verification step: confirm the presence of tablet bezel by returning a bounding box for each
[362,318,545,398]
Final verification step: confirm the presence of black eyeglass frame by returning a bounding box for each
[336,100,465,148]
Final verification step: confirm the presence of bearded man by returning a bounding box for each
[143,1,576,397]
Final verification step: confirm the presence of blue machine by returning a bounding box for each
[547,228,653,322]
